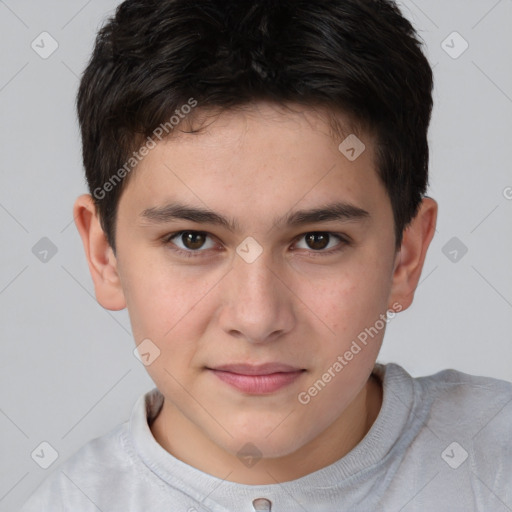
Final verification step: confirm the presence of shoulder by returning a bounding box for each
[415,367,512,492]
[378,364,512,507]
[20,422,134,512]
[381,363,512,445]
[415,366,512,423]
[407,366,512,437]
[381,362,511,411]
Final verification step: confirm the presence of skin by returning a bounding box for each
[74,102,437,485]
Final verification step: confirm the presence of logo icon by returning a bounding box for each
[441,441,468,469]
[236,237,263,264]
[441,32,469,60]
[237,442,262,468]
[31,441,59,469]
[133,338,161,366]
[32,237,58,263]
[442,237,468,263]
[31,32,59,59]
[338,134,366,161]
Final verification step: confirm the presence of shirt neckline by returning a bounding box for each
[129,363,416,510]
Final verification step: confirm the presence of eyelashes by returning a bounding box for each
[162,230,351,259]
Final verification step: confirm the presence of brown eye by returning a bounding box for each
[181,231,207,250]
[166,231,216,254]
[294,232,348,254]
[305,232,330,250]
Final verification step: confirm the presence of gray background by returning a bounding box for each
[1,0,511,510]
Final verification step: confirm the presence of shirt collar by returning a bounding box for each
[129,363,416,511]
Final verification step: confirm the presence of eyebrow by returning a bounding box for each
[140,201,370,232]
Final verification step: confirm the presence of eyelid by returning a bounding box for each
[163,230,350,258]
[163,230,220,257]
[291,232,350,254]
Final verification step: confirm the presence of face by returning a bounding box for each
[113,103,400,463]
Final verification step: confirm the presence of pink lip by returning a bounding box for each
[208,363,305,394]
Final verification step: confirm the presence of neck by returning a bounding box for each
[150,373,382,484]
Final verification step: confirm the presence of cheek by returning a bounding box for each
[120,257,230,375]
[122,275,174,342]
[297,253,393,342]
[123,270,205,389]
[120,257,209,342]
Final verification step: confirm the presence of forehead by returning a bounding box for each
[119,102,387,226]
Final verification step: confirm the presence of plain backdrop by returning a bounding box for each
[1,0,511,510]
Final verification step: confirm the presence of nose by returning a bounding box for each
[218,250,296,344]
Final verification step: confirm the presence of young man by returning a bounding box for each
[21,0,511,510]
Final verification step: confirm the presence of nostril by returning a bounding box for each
[252,497,272,511]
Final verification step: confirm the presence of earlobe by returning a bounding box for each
[73,194,127,311]
[388,197,438,311]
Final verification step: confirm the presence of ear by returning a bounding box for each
[388,197,438,311]
[73,194,126,311]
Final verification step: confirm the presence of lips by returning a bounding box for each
[210,363,303,375]
[207,363,305,394]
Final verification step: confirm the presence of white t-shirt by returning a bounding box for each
[20,363,512,511]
